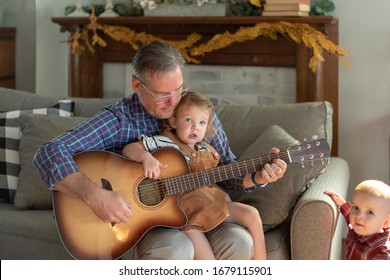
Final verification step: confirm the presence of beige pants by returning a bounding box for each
[122,223,253,260]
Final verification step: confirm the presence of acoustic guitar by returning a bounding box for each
[53,138,330,259]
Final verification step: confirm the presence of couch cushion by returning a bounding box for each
[0,202,73,259]
[0,100,74,202]
[226,125,329,232]
[0,88,63,112]
[14,114,87,209]
[0,87,120,118]
[70,97,121,117]
[215,101,333,157]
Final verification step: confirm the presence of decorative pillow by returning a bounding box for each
[226,125,329,232]
[14,114,87,209]
[0,100,74,202]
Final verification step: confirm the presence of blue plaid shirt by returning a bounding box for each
[34,94,251,192]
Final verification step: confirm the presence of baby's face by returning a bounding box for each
[350,191,390,236]
[169,104,210,147]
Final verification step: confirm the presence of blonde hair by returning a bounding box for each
[163,91,215,140]
[355,180,390,203]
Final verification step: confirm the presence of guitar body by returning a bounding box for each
[53,148,189,260]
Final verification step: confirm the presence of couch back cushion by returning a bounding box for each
[215,101,332,231]
[0,88,61,111]
[214,102,332,156]
[70,97,121,117]
[0,87,120,118]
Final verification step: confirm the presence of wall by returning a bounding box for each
[36,0,69,97]
[0,0,35,92]
[333,0,390,197]
[2,0,390,198]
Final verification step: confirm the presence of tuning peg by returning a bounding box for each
[312,135,319,140]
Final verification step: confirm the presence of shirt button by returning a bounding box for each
[192,153,197,157]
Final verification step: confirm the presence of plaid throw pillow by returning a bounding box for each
[0,100,74,202]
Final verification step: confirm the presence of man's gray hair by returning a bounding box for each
[132,41,186,83]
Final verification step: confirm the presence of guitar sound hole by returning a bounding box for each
[137,178,165,207]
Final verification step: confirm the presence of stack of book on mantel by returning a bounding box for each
[262,0,311,17]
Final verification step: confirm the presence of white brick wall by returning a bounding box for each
[103,63,296,105]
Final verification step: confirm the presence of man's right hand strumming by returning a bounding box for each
[54,172,133,224]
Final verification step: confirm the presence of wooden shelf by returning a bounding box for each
[52,16,339,155]
[0,28,16,89]
[52,16,337,29]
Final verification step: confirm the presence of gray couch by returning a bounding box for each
[0,87,349,260]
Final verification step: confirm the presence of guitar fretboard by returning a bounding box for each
[163,152,291,195]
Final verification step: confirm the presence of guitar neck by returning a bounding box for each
[163,151,291,195]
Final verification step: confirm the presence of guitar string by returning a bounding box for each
[135,151,292,201]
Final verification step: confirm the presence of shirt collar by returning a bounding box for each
[350,227,390,246]
[126,93,153,119]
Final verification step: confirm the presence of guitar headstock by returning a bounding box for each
[289,138,330,166]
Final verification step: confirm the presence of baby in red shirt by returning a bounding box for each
[325,180,390,260]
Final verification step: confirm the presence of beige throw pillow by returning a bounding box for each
[14,114,87,209]
[226,125,328,231]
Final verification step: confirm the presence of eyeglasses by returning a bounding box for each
[140,80,189,104]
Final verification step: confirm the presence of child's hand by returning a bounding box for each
[142,154,167,180]
[324,191,346,207]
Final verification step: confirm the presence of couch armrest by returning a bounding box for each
[290,157,349,259]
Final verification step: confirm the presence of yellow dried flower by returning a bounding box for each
[65,16,350,73]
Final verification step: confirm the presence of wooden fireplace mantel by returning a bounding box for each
[52,16,339,155]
